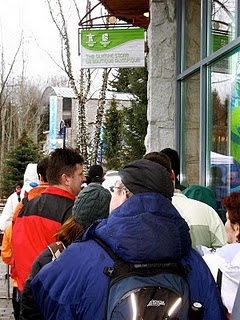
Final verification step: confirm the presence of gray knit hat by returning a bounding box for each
[72,183,111,225]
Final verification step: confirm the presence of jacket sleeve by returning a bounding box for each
[0,194,16,230]
[20,278,45,320]
[12,201,23,224]
[20,248,53,320]
[1,224,12,265]
[208,207,227,248]
[31,241,111,320]
[182,249,228,320]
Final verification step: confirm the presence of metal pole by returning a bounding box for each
[6,265,10,299]
[63,125,66,149]
[60,120,66,149]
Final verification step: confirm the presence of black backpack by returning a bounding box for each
[94,238,196,320]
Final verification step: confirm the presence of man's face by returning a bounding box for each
[109,180,127,212]
[67,164,86,196]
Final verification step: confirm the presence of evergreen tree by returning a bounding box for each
[110,66,148,163]
[109,68,132,93]
[1,130,43,197]
[121,100,147,163]
[110,66,147,103]
[102,98,123,170]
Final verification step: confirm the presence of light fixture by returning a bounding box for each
[108,15,117,24]
[143,12,149,18]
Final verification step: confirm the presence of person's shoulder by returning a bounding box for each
[9,191,18,199]
[173,192,200,208]
[20,194,42,208]
[3,192,17,205]
[27,185,48,200]
[176,194,214,211]
[42,186,75,201]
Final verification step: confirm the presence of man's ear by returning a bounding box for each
[171,170,175,182]
[121,188,129,201]
[61,173,69,186]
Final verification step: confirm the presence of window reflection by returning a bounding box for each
[184,1,236,71]
[184,0,201,70]
[210,0,236,55]
[210,50,240,221]
[183,72,200,185]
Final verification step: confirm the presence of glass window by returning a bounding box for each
[63,98,72,111]
[184,0,201,70]
[64,117,72,128]
[209,49,240,220]
[182,71,200,185]
[209,0,236,55]
[63,98,72,128]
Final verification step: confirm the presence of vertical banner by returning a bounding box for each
[49,96,58,152]
[230,58,240,163]
[79,28,145,69]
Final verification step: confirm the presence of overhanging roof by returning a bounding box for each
[98,0,149,29]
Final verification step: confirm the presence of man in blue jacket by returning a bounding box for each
[31,159,227,320]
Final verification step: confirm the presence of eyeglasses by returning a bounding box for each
[109,186,122,193]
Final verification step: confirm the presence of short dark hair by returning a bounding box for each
[47,148,84,185]
[160,148,180,177]
[37,156,49,182]
[144,152,172,174]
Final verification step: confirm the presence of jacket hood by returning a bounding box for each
[27,183,49,201]
[93,193,191,263]
[182,184,218,211]
[21,163,39,196]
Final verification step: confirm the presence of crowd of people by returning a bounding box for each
[0,147,239,319]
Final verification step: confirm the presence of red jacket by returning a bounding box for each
[12,186,75,291]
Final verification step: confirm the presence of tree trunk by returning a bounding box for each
[90,68,111,164]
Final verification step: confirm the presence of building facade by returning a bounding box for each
[41,86,133,151]
[99,0,240,214]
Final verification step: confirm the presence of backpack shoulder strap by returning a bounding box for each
[217,268,223,293]
[94,237,190,278]
[94,237,120,262]
[48,241,66,260]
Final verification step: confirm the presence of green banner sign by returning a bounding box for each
[79,28,145,69]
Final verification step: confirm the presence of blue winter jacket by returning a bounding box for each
[31,193,227,320]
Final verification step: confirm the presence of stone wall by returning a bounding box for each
[145,0,177,153]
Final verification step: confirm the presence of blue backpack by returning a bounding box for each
[94,238,195,320]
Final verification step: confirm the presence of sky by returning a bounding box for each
[0,0,101,85]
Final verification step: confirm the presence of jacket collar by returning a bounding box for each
[42,186,76,201]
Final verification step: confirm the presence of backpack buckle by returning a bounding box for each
[104,266,114,277]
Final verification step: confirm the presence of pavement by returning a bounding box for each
[0,255,15,319]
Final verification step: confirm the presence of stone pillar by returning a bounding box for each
[145,0,177,153]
